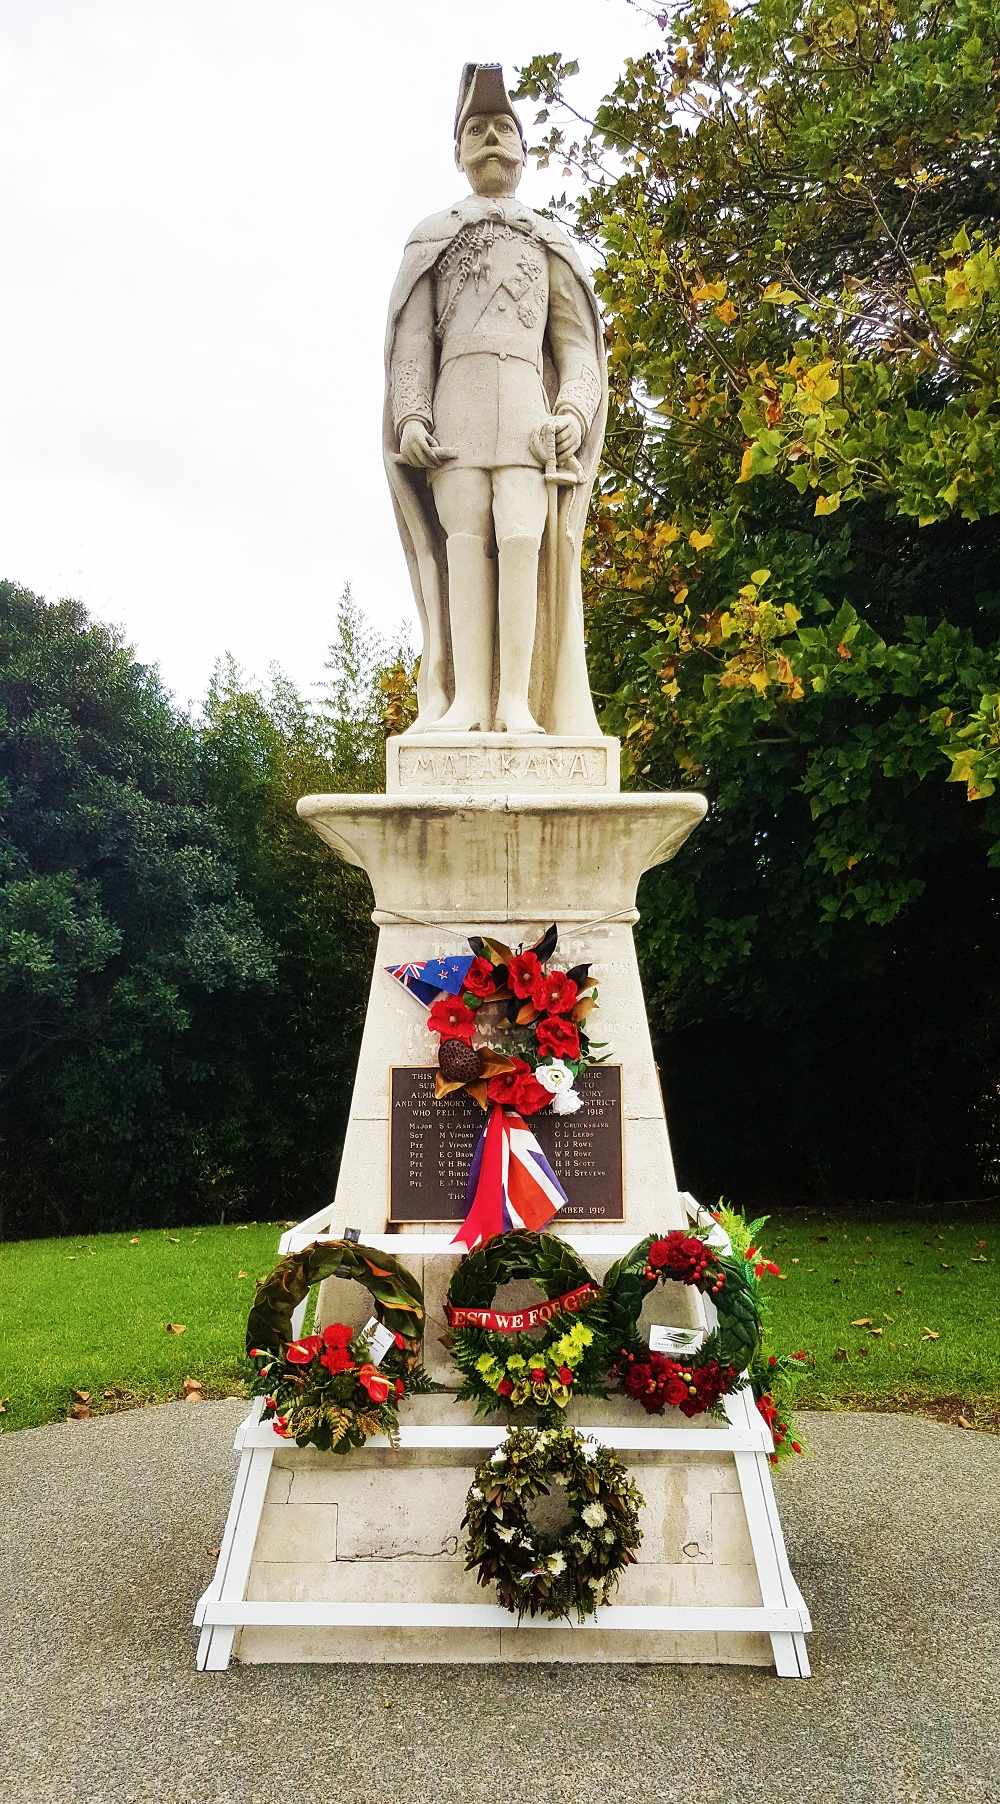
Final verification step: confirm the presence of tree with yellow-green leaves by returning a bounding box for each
[517,0,999,1202]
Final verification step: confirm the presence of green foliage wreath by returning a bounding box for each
[246,1238,437,1452]
[462,1426,644,1622]
[444,1230,609,1417]
[603,1227,762,1416]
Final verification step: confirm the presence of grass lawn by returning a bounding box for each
[2,1204,998,1433]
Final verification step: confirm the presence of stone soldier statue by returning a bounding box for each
[383,62,608,736]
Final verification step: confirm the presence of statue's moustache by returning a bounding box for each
[466,145,521,167]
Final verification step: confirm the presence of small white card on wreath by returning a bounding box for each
[361,1316,397,1366]
[648,1324,706,1357]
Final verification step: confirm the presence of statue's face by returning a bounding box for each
[459,112,524,197]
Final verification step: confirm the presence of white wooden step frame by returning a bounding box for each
[195,1195,811,1676]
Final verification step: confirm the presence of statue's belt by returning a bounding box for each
[438,334,542,372]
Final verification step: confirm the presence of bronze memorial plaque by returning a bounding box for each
[388,1065,624,1224]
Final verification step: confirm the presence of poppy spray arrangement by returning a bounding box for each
[415,925,607,1247]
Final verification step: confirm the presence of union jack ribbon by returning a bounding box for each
[452,1103,568,1251]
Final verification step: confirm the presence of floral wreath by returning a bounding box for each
[603,1225,765,1417]
[246,1239,438,1452]
[462,1425,644,1622]
[444,1229,609,1416]
[427,924,603,1117]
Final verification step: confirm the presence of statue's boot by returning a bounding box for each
[494,533,544,734]
[433,534,496,733]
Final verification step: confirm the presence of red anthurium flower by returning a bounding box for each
[393,1331,406,1349]
[394,1378,405,1396]
[507,950,542,998]
[535,1016,580,1061]
[320,1346,354,1375]
[512,1071,553,1117]
[428,996,476,1042]
[557,1365,574,1385]
[285,1335,322,1365]
[358,1364,392,1405]
[496,1377,514,1396]
[322,1322,354,1350]
[486,1058,530,1107]
[529,969,578,1016]
[463,957,497,999]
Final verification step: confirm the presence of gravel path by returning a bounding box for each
[0,1402,997,1804]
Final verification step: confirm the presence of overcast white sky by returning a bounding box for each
[1,0,653,709]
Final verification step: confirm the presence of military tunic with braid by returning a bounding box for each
[390,196,602,476]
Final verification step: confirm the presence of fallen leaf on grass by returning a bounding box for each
[958,1416,974,1430]
[164,1322,187,1335]
[970,1255,988,1264]
[236,1270,250,1280]
[939,1262,952,1270]
[895,1286,905,1295]
[129,1237,140,1245]
[166,1236,180,1245]
[850,1317,874,1327]
[832,1348,850,1362]
[71,1388,91,1403]
[868,1327,884,1338]
[0,1399,8,1414]
[182,1377,206,1403]
[920,1328,941,1341]
[68,1401,91,1420]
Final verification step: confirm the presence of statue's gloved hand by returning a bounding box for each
[554,411,584,458]
[398,421,458,470]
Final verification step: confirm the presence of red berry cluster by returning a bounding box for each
[620,1350,740,1418]
[644,1231,724,1294]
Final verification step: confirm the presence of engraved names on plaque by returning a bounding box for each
[388,1064,624,1223]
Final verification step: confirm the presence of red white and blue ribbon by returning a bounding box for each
[452,1104,568,1251]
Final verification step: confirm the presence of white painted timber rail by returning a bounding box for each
[200,1600,810,1634]
[235,1417,773,1453]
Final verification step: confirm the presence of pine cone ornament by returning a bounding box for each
[438,1038,484,1083]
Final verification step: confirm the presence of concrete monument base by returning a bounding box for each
[196,736,809,1674]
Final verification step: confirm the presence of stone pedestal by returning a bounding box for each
[212,738,805,1671]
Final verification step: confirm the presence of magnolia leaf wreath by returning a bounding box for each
[462,1426,644,1622]
[603,1225,765,1417]
[246,1239,439,1453]
[444,1229,609,1416]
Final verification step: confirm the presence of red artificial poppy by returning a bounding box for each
[496,1377,514,1396]
[512,1071,553,1117]
[285,1335,322,1365]
[529,968,579,1016]
[358,1364,392,1405]
[529,1367,546,1383]
[486,1058,530,1107]
[556,1365,574,1385]
[320,1345,354,1375]
[463,957,498,999]
[428,996,476,1043]
[322,1322,354,1350]
[535,1015,580,1061]
[507,950,542,999]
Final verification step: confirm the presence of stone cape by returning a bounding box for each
[382,200,608,736]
